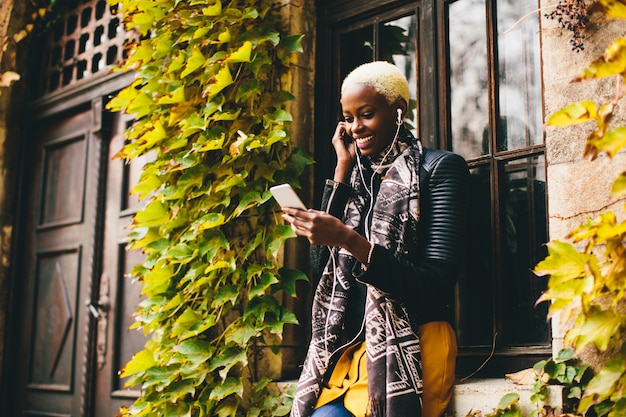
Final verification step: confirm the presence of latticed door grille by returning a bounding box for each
[41,0,133,96]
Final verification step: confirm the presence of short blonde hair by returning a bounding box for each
[341,61,410,104]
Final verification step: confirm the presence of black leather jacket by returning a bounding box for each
[311,147,470,337]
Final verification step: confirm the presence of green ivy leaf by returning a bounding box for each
[212,285,239,308]
[210,377,244,402]
[266,224,296,258]
[278,267,309,296]
[555,347,575,362]
[497,393,520,410]
[171,307,202,338]
[208,346,248,380]
[579,360,626,413]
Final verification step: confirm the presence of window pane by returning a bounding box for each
[497,1,543,152]
[339,25,374,82]
[457,164,494,347]
[500,155,549,346]
[380,14,418,131]
[448,0,489,159]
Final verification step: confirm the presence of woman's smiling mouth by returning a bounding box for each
[355,135,373,144]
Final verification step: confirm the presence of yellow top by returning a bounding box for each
[315,341,369,417]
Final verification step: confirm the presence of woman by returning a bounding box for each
[282,61,470,417]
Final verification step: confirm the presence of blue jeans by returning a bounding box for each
[310,400,355,417]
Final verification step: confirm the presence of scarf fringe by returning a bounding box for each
[367,397,386,417]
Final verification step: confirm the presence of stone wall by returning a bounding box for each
[541,0,626,367]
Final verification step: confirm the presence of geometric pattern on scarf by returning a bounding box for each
[290,132,424,417]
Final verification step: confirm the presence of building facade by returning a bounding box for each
[0,0,624,415]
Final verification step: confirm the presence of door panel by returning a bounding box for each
[18,105,99,417]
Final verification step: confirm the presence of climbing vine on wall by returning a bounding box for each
[106,0,311,416]
[534,1,626,416]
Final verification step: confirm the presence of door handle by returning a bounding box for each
[86,273,110,369]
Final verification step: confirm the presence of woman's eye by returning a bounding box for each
[362,112,373,119]
[344,117,354,123]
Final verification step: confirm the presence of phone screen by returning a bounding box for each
[270,184,307,210]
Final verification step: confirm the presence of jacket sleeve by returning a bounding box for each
[310,179,352,283]
[353,150,470,325]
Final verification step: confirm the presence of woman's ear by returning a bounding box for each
[395,98,408,119]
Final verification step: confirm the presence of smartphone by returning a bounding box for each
[270,184,307,210]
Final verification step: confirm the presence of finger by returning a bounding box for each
[284,207,314,220]
[282,213,296,224]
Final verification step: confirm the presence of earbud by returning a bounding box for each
[396,108,403,125]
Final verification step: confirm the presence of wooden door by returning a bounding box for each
[15,100,144,416]
[17,101,104,416]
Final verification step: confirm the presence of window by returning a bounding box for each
[445,0,550,376]
[315,0,549,377]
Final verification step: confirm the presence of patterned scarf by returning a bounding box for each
[290,131,424,417]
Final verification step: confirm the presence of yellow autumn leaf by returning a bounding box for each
[168,53,185,72]
[181,48,206,78]
[593,126,626,158]
[157,85,186,104]
[226,41,253,63]
[106,82,140,111]
[547,100,598,127]
[205,65,233,97]
[128,42,154,67]
[194,27,211,40]
[141,120,168,148]
[197,133,225,152]
[134,199,168,228]
[203,0,222,16]
[611,172,626,197]
[196,213,226,231]
[119,349,156,378]
[591,0,626,19]
[128,92,154,117]
[217,29,231,44]
[577,38,626,81]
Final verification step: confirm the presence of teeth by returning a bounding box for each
[355,135,373,144]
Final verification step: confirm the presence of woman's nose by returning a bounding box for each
[350,118,363,133]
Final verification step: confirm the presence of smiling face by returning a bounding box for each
[341,84,404,157]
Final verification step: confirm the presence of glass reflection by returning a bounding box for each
[339,25,374,83]
[456,164,494,347]
[500,155,549,345]
[497,0,543,152]
[448,0,488,159]
[382,15,418,131]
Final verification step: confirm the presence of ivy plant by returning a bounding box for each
[533,1,626,416]
[530,348,592,416]
[105,0,311,416]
